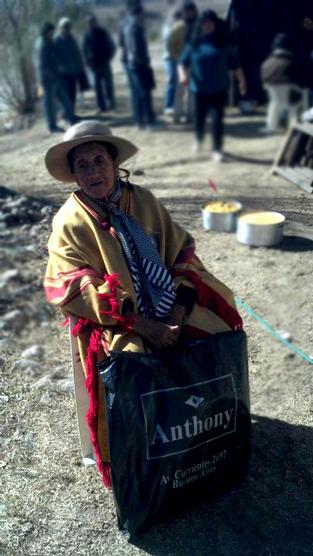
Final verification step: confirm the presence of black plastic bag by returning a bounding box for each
[98,331,250,535]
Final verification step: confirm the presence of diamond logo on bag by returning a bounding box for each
[185,395,205,408]
[141,374,237,460]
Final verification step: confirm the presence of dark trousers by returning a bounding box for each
[42,80,75,132]
[128,67,155,126]
[94,64,116,111]
[59,75,78,112]
[194,90,227,151]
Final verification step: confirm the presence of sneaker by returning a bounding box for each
[259,126,275,135]
[212,151,223,162]
[192,140,202,155]
[164,107,174,115]
[50,126,65,133]
[302,107,313,123]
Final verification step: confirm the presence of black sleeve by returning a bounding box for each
[175,285,197,315]
[226,43,240,71]
[121,298,135,316]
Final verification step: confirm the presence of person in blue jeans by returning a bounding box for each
[121,5,156,129]
[35,22,77,133]
[162,9,183,114]
[179,10,246,161]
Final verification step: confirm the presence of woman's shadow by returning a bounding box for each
[130,415,313,556]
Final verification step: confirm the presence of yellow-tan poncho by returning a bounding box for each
[44,183,242,485]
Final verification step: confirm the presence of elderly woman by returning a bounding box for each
[44,121,242,485]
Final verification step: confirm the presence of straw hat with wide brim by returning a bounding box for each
[45,121,138,183]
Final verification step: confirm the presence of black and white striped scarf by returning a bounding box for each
[95,180,176,319]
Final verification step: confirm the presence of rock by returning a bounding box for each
[34,374,72,392]
[32,375,51,390]
[3,120,14,132]
[39,392,52,404]
[0,230,11,239]
[25,245,36,253]
[0,502,7,521]
[21,345,44,360]
[40,205,53,216]
[51,366,67,379]
[2,309,23,328]
[11,285,33,297]
[29,225,40,237]
[22,271,35,282]
[13,359,40,374]
[56,378,73,392]
[277,330,293,342]
[1,269,21,283]
[0,338,7,350]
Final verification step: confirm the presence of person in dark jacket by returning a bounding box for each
[35,22,77,133]
[182,1,199,44]
[83,15,116,112]
[179,10,246,161]
[173,1,199,123]
[54,17,84,114]
[261,33,303,133]
[121,5,156,129]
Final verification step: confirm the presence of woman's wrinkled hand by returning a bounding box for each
[166,303,186,335]
[131,315,180,349]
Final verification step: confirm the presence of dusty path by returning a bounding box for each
[1,63,313,556]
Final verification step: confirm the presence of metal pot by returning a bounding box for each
[201,201,242,232]
[236,211,285,247]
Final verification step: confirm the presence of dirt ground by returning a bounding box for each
[0,56,313,556]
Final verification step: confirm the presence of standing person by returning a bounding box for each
[54,17,84,115]
[122,5,156,129]
[261,33,303,133]
[178,10,246,161]
[170,1,199,123]
[162,8,183,115]
[34,22,77,133]
[83,15,116,113]
[182,0,198,44]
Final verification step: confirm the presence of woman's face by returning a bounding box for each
[72,142,118,199]
[201,19,216,35]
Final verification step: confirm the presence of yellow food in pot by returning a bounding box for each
[203,201,240,213]
[239,212,285,225]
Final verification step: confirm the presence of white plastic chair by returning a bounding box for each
[69,315,96,466]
